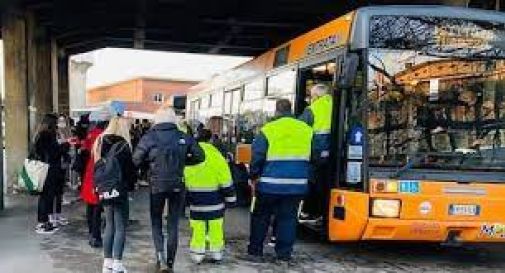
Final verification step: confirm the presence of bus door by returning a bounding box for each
[327,51,371,242]
[295,49,344,234]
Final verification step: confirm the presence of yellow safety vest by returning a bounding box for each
[309,94,332,135]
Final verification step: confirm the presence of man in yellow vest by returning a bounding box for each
[248,99,313,262]
[184,129,236,264]
[299,83,333,222]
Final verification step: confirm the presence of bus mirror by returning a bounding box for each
[337,53,359,89]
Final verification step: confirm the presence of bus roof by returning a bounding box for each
[189,5,505,96]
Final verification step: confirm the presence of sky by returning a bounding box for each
[73,48,251,89]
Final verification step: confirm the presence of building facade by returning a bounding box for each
[87,77,197,114]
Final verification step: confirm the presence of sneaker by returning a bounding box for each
[102,258,113,273]
[56,214,69,226]
[210,251,223,262]
[190,253,205,264]
[267,236,277,248]
[35,222,58,235]
[138,180,149,187]
[112,260,127,273]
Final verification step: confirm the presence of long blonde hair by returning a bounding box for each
[92,117,132,162]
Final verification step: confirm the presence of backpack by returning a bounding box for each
[150,131,186,192]
[94,138,126,200]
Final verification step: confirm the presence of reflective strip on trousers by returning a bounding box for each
[187,187,219,193]
[260,177,308,185]
[190,203,225,212]
[225,196,237,203]
[266,156,310,161]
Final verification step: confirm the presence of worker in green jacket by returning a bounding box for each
[184,129,237,264]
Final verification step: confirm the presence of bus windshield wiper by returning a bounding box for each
[390,153,426,179]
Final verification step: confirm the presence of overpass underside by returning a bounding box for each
[0,0,503,209]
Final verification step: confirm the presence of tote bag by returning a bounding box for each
[18,159,49,193]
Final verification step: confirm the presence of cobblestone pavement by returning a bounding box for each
[2,190,505,273]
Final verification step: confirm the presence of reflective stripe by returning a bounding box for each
[314,130,330,135]
[190,249,206,255]
[266,156,310,161]
[187,187,219,193]
[260,177,308,185]
[190,203,225,212]
[225,196,237,203]
[220,181,233,188]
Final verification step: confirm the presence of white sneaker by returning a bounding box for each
[112,260,127,273]
[210,251,223,262]
[102,258,113,273]
[190,253,205,264]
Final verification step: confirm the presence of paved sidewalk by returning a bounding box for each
[3,190,505,273]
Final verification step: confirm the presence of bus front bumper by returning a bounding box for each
[362,218,505,242]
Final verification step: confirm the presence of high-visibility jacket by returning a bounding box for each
[254,116,313,195]
[184,142,236,220]
[305,94,333,158]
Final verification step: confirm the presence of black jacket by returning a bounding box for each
[132,123,205,194]
[100,135,137,195]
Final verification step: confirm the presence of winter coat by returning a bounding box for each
[132,123,205,194]
[80,128,104,205]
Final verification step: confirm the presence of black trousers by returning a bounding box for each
[248,193,301,259]
[37,170,60,223]
[304,162,330,217]
[150,190,186,265]
[86,204,103,241]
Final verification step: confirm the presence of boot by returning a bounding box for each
[156,252,169,273]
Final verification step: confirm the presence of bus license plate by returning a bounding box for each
[449,204,480,216]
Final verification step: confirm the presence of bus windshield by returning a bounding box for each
[367,15,505,171]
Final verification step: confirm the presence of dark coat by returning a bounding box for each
[33,130,64,195]
[132,123,205,194]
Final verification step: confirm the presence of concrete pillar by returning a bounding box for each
[58,55,70,115]
[27,11,53,138]
[69,59,93,111]
[51,39,60,113]
[2,8,29,191]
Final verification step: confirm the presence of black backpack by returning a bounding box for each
[150,131,186,192]
[94,139,126,200]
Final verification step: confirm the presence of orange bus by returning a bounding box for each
[187,5,505,243]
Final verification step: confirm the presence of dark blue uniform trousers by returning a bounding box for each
[248,193,302,259]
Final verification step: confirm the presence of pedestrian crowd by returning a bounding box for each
[29,84,332,273]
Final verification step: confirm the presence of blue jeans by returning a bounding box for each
[248,193,301,259]
[103,199,129,260]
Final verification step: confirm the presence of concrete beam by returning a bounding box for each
[441,0,468,6]
[3,7,29,192]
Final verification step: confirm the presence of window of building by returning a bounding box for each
[153,93,164,103]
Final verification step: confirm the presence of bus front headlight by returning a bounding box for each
[372,199,401,218]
